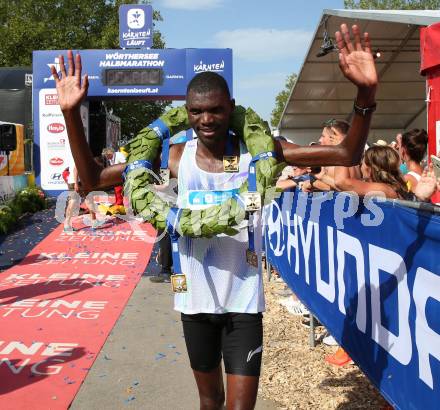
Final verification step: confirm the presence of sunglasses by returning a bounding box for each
[323,118,338,127]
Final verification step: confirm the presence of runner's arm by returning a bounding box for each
[275,24,377,167]
[51,51,124,191]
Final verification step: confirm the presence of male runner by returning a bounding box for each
[51,24,377,410]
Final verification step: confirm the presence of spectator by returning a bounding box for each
[301,120,354,192]
[276,165,310,191]
[102,147,126,206]
[334,145,412,200]
[397,129,428,193]
[64,159,98,232]
[149,231,173,283]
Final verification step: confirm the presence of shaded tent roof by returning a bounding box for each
[0,67,32,89]
[279,9,440,133]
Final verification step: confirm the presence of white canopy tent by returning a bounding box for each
[278,9,440,145]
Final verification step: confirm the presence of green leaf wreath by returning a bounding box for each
[124,105,284,238]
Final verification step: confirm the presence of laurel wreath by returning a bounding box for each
[123,105,283,238]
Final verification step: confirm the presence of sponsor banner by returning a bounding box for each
[38,89,88,190]
[33,48,232,193]
[119,4,153,49]
[0,221,155,409]
[0,123,25,176]
[186,48,233,96]
[264,190,440,410]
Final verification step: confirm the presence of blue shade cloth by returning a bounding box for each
[265,189,440,410]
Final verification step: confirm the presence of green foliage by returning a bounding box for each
[270,73,297,128]
[0,0,165,66]
[0,187,48,234]
[0,0,170,140]
[12,187,48,215]
[105,100,171,140]
[0,205,17,235]
[126,106,282,237]
[344,0,440,9]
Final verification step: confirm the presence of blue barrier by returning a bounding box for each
[264,189,440,410]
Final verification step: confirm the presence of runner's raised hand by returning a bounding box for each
[335,24,378,89]
[50,50,88,112]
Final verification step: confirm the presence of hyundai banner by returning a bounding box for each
[265,190,440,410]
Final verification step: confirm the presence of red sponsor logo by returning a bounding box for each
[47,123,65,133]
[49,157,64,166]
[45,94,59,105]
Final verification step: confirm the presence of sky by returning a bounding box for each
[151,0,344,126]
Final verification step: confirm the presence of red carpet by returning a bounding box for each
[0,218,156,409]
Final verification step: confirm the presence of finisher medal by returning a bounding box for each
[171,273,187,293]
[159,168,170,186]
[223,156,239,173]
[243,192,261,212]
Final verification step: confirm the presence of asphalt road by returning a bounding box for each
[1,205,278,409]
[70,270,278,410]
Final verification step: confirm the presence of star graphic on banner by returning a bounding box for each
[131,10,141,24]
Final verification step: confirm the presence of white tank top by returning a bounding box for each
[174,139,264,314]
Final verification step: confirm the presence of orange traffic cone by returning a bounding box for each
[325,347,353,366]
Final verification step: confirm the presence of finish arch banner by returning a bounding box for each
[32,48,233,195]
[264,189,440,410]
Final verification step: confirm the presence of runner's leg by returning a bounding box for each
[193,366,225,410]
[225,374,259,410]
[222,313,263,410]
[182,313,225,409]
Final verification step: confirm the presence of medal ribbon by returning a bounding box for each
[248,213,256,252]
[165,207,183,274]
[161,128,195,175]
[248,151,276,192]
[247,151,275,256]
[225,130,235,156]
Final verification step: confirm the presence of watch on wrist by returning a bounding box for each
[353,101,377,117]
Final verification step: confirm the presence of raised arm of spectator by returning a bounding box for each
[51,51,125,191]
[276,24,377,167]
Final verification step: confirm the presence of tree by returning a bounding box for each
[270,73,297,129]
[344,0,440,9]
[0,0,170,139]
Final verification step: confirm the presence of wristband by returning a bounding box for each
[353,101,377,117]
